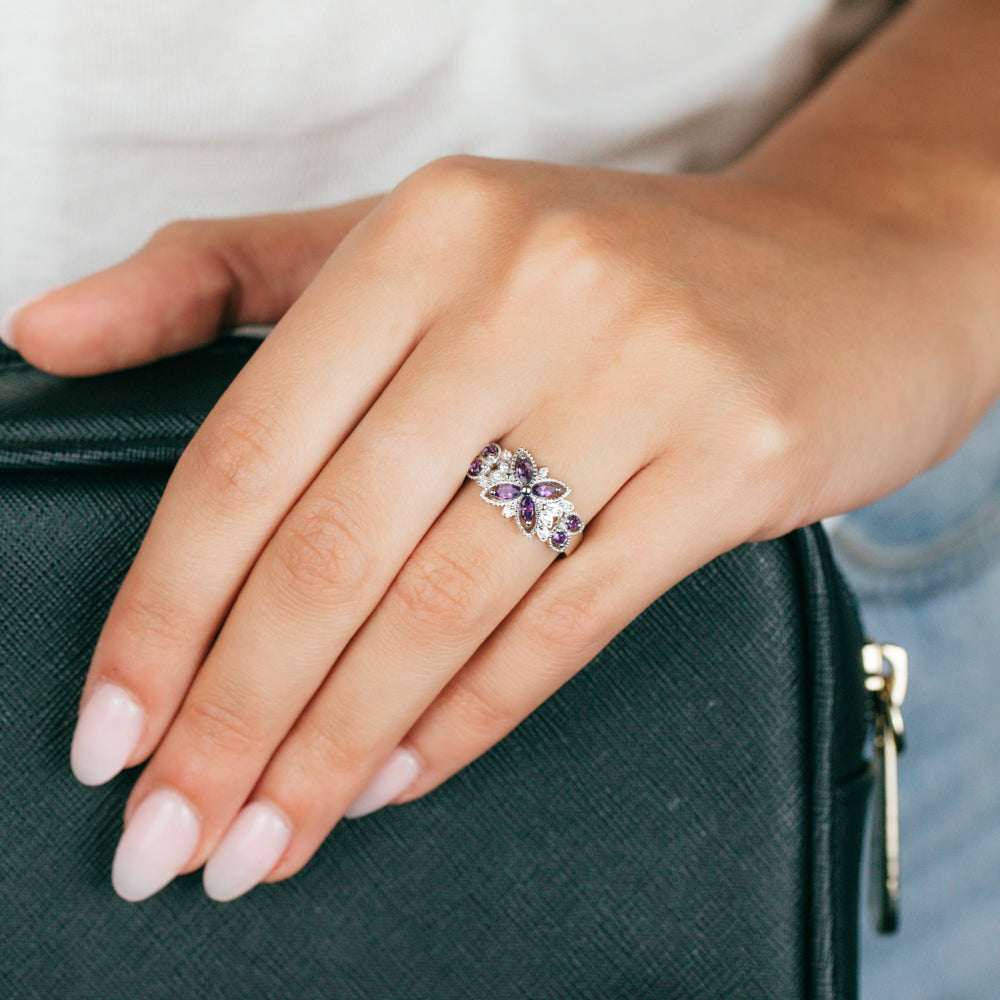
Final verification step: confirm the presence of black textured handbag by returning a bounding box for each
[0,336,888,999]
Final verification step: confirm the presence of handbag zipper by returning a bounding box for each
[862,642,908,934]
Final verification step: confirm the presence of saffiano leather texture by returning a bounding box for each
[0,338,871,999]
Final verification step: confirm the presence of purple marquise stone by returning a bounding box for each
[491,483,520,501]
[514,458,533,483]
[532,481,564,499]
[566,515,581,532]
[552,531,568,549]
[468,459,483,477]
[520,496,536,529]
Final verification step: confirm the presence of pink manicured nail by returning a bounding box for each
[344,747,422,819]
[1,293,47,349]
[70,683,145,786]
[112,789,201,902]
[203,802,292,902]
[1,303,23,349]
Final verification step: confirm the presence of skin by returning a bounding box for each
[9,0,1000,893]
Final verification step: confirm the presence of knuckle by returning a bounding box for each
[297,714,371,779]
[387,155,510,234]
[664,320,798,481]
[734,400,804,539]
[409,154,498,199]
[738,403,796,476]
[389,539,490,638]
[497,210,625,345]
[708,370,799,504]
[108,577,200,656]
[146,217,205,249]
[446,679,518,740]
[273,496,373,599]
[524,577,610,669]
[142,218,239,327]
[145,217,241,273]
[182,694,268,760]
[522,209,616,294]
[182,406,285,506]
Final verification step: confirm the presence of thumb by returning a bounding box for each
[3,197,381,376]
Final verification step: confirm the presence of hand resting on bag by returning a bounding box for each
[5,0,1000,903]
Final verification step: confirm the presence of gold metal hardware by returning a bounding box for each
[862,642,908,934]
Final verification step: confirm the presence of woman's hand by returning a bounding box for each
[9,128,999,903]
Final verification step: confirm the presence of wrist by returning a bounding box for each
[729,124,1000,260]
[723,0,1000,259]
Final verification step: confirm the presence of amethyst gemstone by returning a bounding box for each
[552,531,568,549]
[468,459,483,477]
[532,481,565,499]
[514,458,533,483]
[519,496,536,530]
[492,483,520,501]
[482,443,500,458]
[566,515,581,532]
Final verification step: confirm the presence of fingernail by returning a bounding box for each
[344,747,422,819]
[112,789,201,902]
[203,801,292,902]
[1,304,22,349]
[70,682,145,786]
[1,293,47,349]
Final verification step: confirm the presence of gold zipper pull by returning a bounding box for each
[862,642,908,934]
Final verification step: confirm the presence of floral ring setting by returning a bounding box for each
[466,443,585,554]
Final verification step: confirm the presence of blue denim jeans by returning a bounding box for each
[830,398,1000,999]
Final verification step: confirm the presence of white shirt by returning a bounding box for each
[0,0,891,314]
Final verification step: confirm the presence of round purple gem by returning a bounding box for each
[494,483,520,500]
[532,482,557,498]
[482,443,500,458]
[566,515,581,532]
[515,458,533,483]
[468,459,483,477]
[552,531,568,549]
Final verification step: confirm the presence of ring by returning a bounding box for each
[466,443,585,554]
